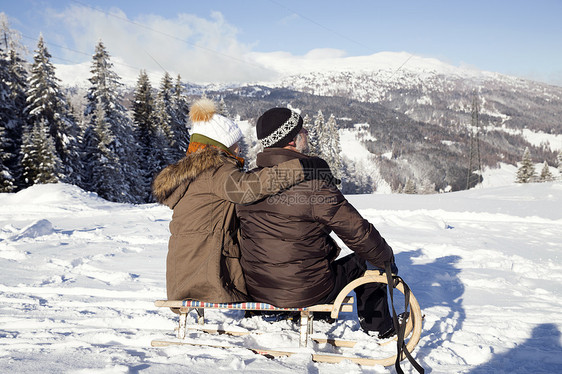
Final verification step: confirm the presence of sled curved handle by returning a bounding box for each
[329,270,423,366]
[330,270,388,319]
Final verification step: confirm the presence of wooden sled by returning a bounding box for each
[151,270,423,368]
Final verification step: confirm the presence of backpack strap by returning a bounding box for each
[385,261,425,374]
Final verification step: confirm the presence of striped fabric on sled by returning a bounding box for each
[181,300,307,311]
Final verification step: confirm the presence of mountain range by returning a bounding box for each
[57,51,562,193]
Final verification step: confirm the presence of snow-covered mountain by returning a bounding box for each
[261,52,562,138]
[228,52,562,192]
[56,51,562,193]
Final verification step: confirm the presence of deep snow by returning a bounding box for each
[1,179,561,373]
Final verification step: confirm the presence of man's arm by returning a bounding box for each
[311,184,394,269]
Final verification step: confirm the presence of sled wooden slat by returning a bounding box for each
[151,339,393,366]
[177,325,359,347]
[154,297,354,313]
[154,296,355,347]
[152,271,423,368]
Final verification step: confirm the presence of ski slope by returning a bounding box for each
[1,181,561,373]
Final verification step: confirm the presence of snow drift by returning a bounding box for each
[1,182,561,373]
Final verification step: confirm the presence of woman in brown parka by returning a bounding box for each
[152,98,324,303]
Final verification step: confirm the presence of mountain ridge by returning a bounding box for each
[56,51,562,193]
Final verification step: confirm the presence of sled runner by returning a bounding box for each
[151,269,424,371]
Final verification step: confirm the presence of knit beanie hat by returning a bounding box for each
[256,108,303,148]
[189,98,242,148]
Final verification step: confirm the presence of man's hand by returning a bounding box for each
[390,261,398,275]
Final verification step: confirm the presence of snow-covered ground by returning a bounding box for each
[1,179,561,373]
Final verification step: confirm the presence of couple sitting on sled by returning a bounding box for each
[152,98,398,339]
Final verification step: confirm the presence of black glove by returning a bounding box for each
[390,261,399,275]
[388,253,398,275]
[299,157,341,186]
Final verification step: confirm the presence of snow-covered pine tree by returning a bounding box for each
[557,151,562,180]
[404,178,417,194]
[0,125,15,192]
[419,179,436,194]
[21,119,61,185]
[154,72,180,161]
[302,114,314,154]
[133,70,171,203]
[218,97,231,118]
[539,161,554,182]
[0,13,26,54]
[0,14,28,191]
[515,147,536,183]
[302,114,311,129]
[155,72,174,141]
[171,74,190,154]
[6,47,28,189]
[132,70,155,202]
[0,48,16,192]
[83,105,124,201]
[79,119,101,195]
[83,40,139,202]
[307,111,324,157]
[340,159,374,194]
[25,35,80,186]
[324,114,343,182]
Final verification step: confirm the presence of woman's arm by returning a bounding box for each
[213,158,305,204]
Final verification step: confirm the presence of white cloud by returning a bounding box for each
[303,48,347,59]
[44,5,276,84]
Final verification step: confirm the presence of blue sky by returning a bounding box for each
[2,0,562,85]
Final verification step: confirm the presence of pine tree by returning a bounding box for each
[340,159,374,194]
[25,35,80,186]
[83,40,139,202]
[133,70,170,202]
[155,72,174,141]
[86,106,122,200]
[404,178,417,194]
[171,74,190,154]
[6,47,28,188]
[0,13,26,56]
[557,151,562,180]
[154,72,180,161]
[0,15,27,191]
[132,70,154,176]
[539,161,554,182]
[324,114,343,182]
[419,179,436,194]
[79,122,101,194]
[0,49,16,192]
[21,119,61,185]
[302,114,311,128]
[218,97,230,117]
[0,124,15,192]
[306,111,323,157]
[515,147,536,183]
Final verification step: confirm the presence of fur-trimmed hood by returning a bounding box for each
[152,147,227,208]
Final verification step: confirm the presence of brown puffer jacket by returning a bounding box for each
[152,146,304,303]
[236,148,394,308]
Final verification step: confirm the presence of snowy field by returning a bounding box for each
[1,181,561,373]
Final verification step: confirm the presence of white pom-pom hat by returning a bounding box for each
[189,98,242,148]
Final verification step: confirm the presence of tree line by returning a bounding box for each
[516,147,562,184]
[1,21,348,202]
[0,21,190,203]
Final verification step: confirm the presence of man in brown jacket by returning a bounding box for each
[237,107,397,337]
